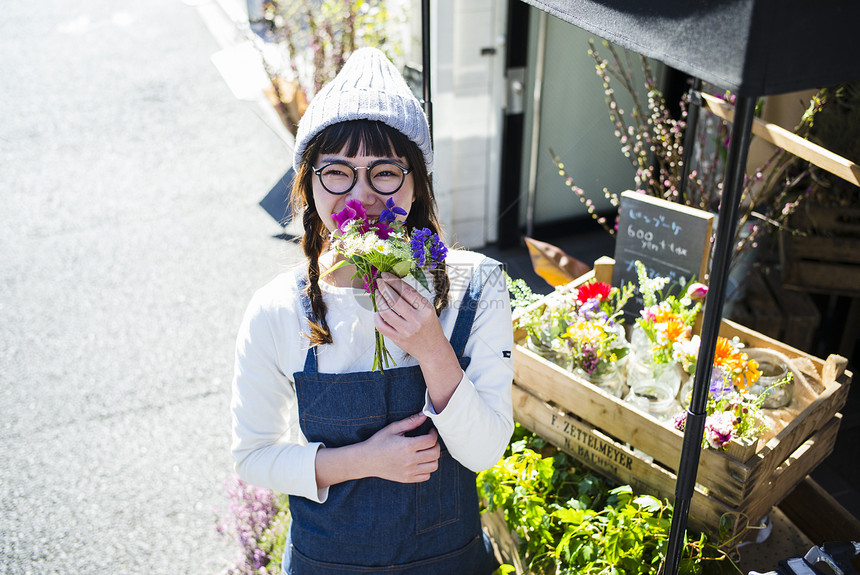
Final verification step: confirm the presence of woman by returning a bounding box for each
[231,47,514,574]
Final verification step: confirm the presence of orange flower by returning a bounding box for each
[712,337,761,390]
[737,358,761,391]
[712,337,736,368]
[664,317,689,343]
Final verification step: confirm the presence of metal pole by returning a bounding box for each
[421,0,433,140]
[678,78,703,203]
[525,10,548,239]
[662,95,757,575]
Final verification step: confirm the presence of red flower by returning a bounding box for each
[576,281,612,303]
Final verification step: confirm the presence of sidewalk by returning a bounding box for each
[0,0,295,572]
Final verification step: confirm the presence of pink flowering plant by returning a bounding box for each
[215,475,289,575]
[325,198,447,371]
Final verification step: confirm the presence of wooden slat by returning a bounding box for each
[783,236,860,263]
[593,255,616,284]
[718,319,827,367]
[763,269,821,351]
[513,375,846,538]
[701,92,860,187]
[781,260,860,296]
[743,371,850,498]
[481,510,525,575]
[743,271,784,340]
[792,205,860,236]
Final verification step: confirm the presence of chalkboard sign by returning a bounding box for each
[612,191,713,314]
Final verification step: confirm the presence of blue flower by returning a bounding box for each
[410,228,431,266]
[429,233,447,263]
[379,197,407,223]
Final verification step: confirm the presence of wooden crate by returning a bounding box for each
[512,258,852,538]
[780,205,860,296]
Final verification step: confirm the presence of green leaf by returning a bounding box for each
[604,530,621,563]
[580,542,597,562]
[320,258,350,277]
[411,266,429,291]
[391,259,412,277]
[634,495,662,512]
[608,484,633,507]
[554,507,586,525]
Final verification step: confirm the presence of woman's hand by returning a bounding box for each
[374,272,463,412]
[362,413,440,483]
[373,272,444,363]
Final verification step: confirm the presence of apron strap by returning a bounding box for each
[449,256,501,358]
[296,273,319,373]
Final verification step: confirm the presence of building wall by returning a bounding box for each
[431,0,505,249]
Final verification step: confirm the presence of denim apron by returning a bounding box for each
[284,261,499,574]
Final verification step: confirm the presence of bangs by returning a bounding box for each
[314,120,411,160]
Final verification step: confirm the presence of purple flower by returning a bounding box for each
[361,266,378,293]
[673,411,687,432]
[332,199,368,233]
[428,233,447,263]
[709,367,732,400]
[374,221,392,240]
[579,299,600,321]
[580,345,600,373]
[410,228,447,267]
[379,197,407,223]
[410,228,431,266]
[216,474,280,573]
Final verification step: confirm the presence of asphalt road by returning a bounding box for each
[1,0,300,572]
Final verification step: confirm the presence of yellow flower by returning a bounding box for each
[565,322,604,343]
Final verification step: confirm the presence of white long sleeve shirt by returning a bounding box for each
[231,249,514,503]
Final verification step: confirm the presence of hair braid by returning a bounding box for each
[430,261,450,316]
[301,201,334,346]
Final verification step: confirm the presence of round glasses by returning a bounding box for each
[312,160,411,195]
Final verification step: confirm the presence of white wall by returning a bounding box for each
[431,0,505,249]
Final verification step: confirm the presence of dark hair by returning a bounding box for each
[290,120,450,346]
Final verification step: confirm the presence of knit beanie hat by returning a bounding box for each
[292,47,433,174]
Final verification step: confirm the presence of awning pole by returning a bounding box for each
[662,94,757,575]
[678,78,703,203]
[421,0,433,139]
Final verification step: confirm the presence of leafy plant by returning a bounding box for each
[478,426,739,574]
[257,0,403,134]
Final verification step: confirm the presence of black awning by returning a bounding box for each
[521,0,860,95]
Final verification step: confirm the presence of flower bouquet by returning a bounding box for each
[515,289,577,366]
[674,336,792,450]
[325,198,447,371]
[561,280,634,396]
[617,262,707,419]
[631,260,706,364]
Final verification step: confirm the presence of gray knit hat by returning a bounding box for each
[293,47,433,174]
